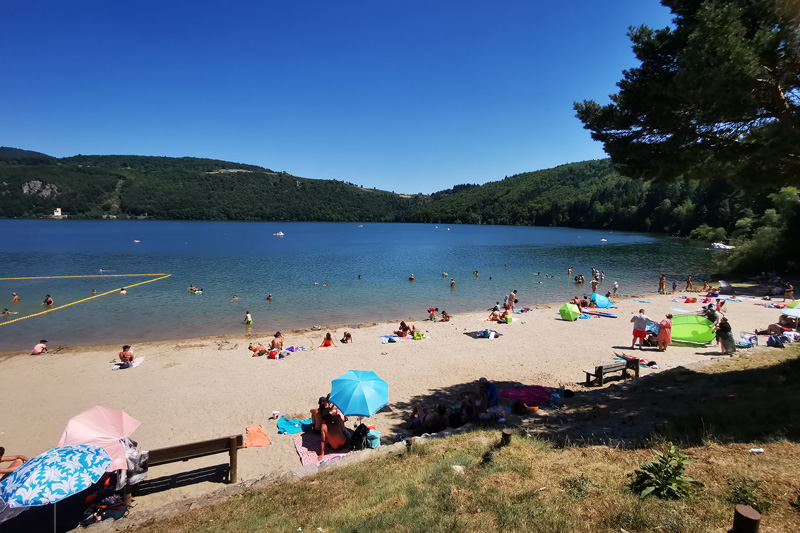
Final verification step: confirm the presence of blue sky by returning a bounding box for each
[1,1,673,194]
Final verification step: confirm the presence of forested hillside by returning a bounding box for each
[0,150,422,222]
[413,159,769,236]
[1,148,796,272]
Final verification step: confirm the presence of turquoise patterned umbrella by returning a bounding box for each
[0,445,111,508]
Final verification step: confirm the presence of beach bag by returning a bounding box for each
[767,335,785,348]
[778,334,792,344]
[349,423,369,451]
[366,429,381,449]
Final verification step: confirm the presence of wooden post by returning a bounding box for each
[228,436,238,484]
[732,504,761,533]
[501,429,513,446]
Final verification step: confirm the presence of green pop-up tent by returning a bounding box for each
[559,303,580,321]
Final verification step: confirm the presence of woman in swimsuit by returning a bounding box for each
[270,331,283,350]
[319,332,336,348]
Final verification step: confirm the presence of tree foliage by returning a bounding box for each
[574,0,800,188]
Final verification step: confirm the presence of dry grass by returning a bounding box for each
[121,347,800,532]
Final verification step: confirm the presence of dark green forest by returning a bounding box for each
[1,147,796,272]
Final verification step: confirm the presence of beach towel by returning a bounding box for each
[318,346,336,350]
[499,385,552,406]
[293,433,348,466]
[380,334,424,343]
[243,424,271,447]
[112,357,144,370]
[285,346,306,352]
[277,416,313,435]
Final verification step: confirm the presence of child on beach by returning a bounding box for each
[244,311,252,325]
[672,280,678,294]
[341,331,353,343]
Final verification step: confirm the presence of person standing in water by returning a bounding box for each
[244,311,252,325]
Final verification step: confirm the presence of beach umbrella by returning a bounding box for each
[559,303,580,321]
[0,445,111,531]
[781,308,800,318]
[329,370,389,418]
[58,406,140,473]
[787,301,799,308]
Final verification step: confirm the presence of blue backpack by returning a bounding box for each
[767,335,785,348]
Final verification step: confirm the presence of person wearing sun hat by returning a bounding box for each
[32,340,48,354]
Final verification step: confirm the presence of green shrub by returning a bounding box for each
[630,442,703,499]
[562,473,594,499]
[727,477,772,514]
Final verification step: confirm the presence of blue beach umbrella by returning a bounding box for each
[0,445,111,531]
[329,370,389,418]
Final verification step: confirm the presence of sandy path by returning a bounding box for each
[0,289,782,511]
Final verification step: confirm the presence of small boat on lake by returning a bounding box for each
[711,242,734,249]
[273,232,285,236]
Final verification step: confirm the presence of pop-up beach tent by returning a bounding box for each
[718,280,736,295]
[589,293,614,308]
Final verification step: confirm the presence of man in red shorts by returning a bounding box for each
[630,309,651,350]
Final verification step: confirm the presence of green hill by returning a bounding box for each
[0,152,423,222]
[412,159,768,236]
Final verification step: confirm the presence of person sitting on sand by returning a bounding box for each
[479,377,498,407]
[0,447,29,480]
[115,344,135,369]
[319,411,351,460]
[249,343,268,357]
[341,331,353,343]
[42,294,53,306]
[311,394,332,432]
[319,332,337,348]
[440,310,451,322]
[408,402,449,434]
[270,331,283,350]
[32,339,48,355]
[394,321,412,337]
[488,309,502,321]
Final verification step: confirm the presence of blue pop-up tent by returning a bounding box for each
[590,293,615,308]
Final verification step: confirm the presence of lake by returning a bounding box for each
[0,220,715,351]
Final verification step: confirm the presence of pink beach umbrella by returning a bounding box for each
[57,406,141,472]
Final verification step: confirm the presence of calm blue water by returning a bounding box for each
[0,220,715,351]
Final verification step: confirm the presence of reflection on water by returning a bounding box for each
[0,220,715,351]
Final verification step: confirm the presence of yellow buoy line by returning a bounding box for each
[0,273,168,281]
[0,274,171,327]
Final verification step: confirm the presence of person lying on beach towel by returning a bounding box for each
[408,402,449,435]
[249,343,268,357]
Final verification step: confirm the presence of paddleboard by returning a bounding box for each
[583,310,618,318]
[671,314,715,343]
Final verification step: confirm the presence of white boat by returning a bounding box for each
[600,238,607,242]
[273,232,285,236]
[711,242,735,249]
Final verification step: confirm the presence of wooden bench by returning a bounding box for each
[128,435,243,501]
[584,359,639,386]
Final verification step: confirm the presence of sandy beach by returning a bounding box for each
[0,287,786,513]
